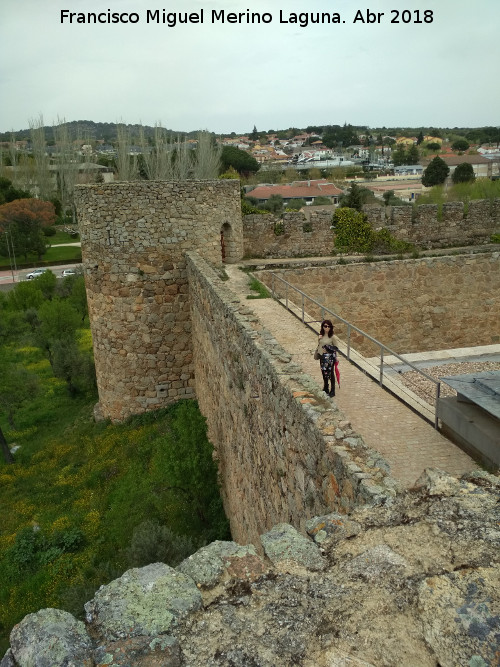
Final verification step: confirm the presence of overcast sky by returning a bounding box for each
[1,0,499,135]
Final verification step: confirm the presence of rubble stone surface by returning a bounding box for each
[3,470,499,667]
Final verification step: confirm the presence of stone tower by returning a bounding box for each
[74,180,242,422]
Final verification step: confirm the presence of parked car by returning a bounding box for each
[62,268,76,277]
[26,268,49,280]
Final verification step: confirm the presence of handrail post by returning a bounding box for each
[285,282,288,309]
[347,324,351,359]
[272,273,275,299]
[379,346,384,386]
[435,381,441,430]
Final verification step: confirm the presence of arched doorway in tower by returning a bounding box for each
[220,222,235,263]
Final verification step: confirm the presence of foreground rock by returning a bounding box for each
[2,469,499,667]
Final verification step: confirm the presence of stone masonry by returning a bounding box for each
[187,251,399,546]
[243,209,333,259]
[256,252,500,357]
[74,180,242,422]
[75,181,497,544]
[242,199,500,260]
[365,198,500,248]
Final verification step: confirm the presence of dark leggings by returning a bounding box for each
[320,353,336,386]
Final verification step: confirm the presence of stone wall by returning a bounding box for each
[243,210,333,258]
[186,252,398,546]
[74,180,242,422]
[255,252,500,357]
[4,470,499,667]
[364,198,500,248]
[243,199,500,260]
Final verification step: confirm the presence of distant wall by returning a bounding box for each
[243,210,333,258]
[186,252,397,546]
[364,198,500,248]
[255,252,500,357]
[243,199,500,260]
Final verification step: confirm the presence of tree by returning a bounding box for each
[383,190,395,206]
[426,142,441,151]
[392,145,408,167]
[116,123,139,181]
[51,338,96,395]
[6,280,44,312]
[262,194,284,214]
[286,198,306,210]
[452,139,470,152]
[312,196,332,206]
[220,146,259,176]
[250,125,259,141]
[0,199,55,259]
[29,115,53,200]
[35,299,81,367]
[152,400,228,537]
[0,364,39,463]
[0,178,30,205]
[138,123,173,181]
[192,131,221,179]
[416,131,424,145]
[53,119,79,218]
[69,276,89,323]
[322,123,359,150]
[406,145,420,164]
[421,156,450,187]
[339,182,364,211]
[452,162,475,184]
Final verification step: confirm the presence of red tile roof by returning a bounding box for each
[248,179,343,200]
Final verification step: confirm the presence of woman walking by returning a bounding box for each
[316,319,340,397]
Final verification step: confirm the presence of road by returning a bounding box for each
[0,261,82,290]
[0,242,81,289]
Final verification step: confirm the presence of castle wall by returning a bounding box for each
[74,180,242,422]
[186,252,397,546]
[255,253,500,357]
[242,199,500,260]
[364,198,500,248]
[243,210,333,258]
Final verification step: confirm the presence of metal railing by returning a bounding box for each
[269,272,441,428]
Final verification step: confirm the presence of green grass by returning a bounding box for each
[415,178,500,207]
[246,277,270,299]
[0,332,228,653]
[46,230,80,245]
[0,244,82,269]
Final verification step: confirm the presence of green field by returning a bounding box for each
[0,276,229,653]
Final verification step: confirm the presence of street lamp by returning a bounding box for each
[4,230,17,283]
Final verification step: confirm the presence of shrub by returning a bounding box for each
[43,226,57,237]
[125,519,195,568]
[285,198,306,211]
[332,207,372,253]
[241,199,268,215]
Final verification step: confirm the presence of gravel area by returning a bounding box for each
[396,361,500,405]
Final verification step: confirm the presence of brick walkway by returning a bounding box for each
[225,265,478,488]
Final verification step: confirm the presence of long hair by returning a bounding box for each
[320,319,334,337]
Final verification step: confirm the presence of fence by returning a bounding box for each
[269,272,442,428]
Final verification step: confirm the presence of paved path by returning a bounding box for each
[225,265,478,488]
